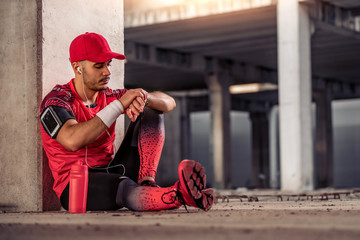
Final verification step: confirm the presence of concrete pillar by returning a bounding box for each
[0,0,42,212]
[206,72,232,189]
[269,106,280,189]
[180,96,191,159]
[277,0,314,192]
[314,84,333,188]
[157,96,182,186]
[250,112,270,188]
[0,0,124,212]
[43,0,124,210]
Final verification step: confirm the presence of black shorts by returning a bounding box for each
[60,170,123,211]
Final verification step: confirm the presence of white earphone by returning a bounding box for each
[77,67,82,74]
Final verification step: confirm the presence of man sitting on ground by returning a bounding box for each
[40,32,215,211]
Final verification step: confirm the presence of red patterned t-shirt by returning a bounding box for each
[40,79,127,198]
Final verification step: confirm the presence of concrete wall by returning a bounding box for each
[42,0,125,211]
[0,0,125,212]
[332,99,360,187]
[42,0,125,148]
[42,0,125,97]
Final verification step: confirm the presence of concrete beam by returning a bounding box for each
[125,41,204,72]
[232,97,275,113]
[312,77,360,99]
[126,40,360,100]
[125,40,278,84]
[125,0,276,28]
[314,21,360,40]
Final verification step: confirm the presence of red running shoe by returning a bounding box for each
[175,159,215,211]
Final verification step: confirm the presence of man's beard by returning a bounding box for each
[84,76,110,91]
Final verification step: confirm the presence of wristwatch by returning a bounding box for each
[145,95,150,106]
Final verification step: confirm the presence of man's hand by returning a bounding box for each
[119,88,148,122]
[126,96,146,122]
[121,89,176,122]
[119,88,148,108]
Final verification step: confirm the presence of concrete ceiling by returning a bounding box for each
[324,0,360,8]
[125,6,277,91]
[124,3,360,98]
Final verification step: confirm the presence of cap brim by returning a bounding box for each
[87,51,126,63]
[113,52,126,60]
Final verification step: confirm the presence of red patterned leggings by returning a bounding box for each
[111,107,165,183]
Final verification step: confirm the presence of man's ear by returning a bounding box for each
[72,62,82,75]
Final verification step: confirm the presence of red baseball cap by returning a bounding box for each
[69,32,126,63]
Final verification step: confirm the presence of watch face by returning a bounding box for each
[41,107,61,138]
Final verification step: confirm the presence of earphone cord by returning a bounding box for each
[79,73,125,175]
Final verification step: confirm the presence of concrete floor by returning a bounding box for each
[1,189,360,240]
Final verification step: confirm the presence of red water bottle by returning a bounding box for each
[69,161,88,213]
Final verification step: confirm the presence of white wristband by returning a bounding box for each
[96,100,124,128]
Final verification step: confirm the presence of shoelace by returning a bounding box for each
[160,183,190,213]
[175,188,189,213]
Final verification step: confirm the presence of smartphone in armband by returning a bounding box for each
[40,106,62,139]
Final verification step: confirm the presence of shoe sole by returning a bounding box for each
[179,159,214,211]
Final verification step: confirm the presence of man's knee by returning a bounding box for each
[141,107,164,124]
[116,177,141,211]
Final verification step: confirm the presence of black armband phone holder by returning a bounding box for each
[40,106,75,139]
